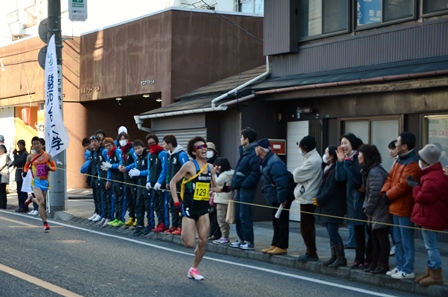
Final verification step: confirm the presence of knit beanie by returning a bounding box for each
[418,144,441,165]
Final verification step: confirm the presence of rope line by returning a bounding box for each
[65,167,448,235]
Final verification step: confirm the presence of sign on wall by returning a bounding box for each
[69,0,88,22]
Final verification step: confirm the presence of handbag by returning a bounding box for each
[226,198,236,224]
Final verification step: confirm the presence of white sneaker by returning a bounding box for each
[239,242,254,250]
[386,267,400,276]
[389,245,395,256]
[88,213,98,221]
[188,267,204,281]
[102,219,110,228]
[229,241,242,248]
[92,214,101,222]
[97,218,105,225]
[391,271,415,279]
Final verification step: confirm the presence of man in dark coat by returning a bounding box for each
[10,139,28,212]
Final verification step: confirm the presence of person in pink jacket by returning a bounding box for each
[408,144,448,286]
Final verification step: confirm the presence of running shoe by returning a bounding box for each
[25,195,33,207]
[142,226,152,235]
[111,220,124,227]
[213,237,230,245]
[391,271,415,279]
[164,227,176,234]
[239,242,254,250]
[92,214,101,222]
[101,219,110,228]
[44,222,50,231]
[88,213,98,221]
[124,217,135,226]
[97,218,105,226]
[153,222,167,233]
[133,226,144,236]
[172,227,182,235]
[132,220,138,227]
[229,241,242,248]
[188,267,204,281]
[108,219,118,226]
[386,267,400,276]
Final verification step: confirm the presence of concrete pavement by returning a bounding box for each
[5,189,448,296]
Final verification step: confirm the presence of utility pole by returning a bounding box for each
[47,0,67,215]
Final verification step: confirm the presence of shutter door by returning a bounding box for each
[152,128,207,149]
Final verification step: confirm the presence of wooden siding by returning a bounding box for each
[271,19,448,77]
[263,0,298,55]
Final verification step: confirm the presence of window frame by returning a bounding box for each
[299,0,351,41]
[421,0,448,17]
[354,0,418,31]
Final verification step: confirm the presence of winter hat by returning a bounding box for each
[0,135,4,142]
[206,142,217,153]
[300,135,316,152]
[118,126,128,134]
[418,144,441,165]
[253,138,270,149]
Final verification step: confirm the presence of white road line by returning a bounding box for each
[1,212,399,297]
[0,263,83,297]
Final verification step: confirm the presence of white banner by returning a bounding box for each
[44,35,70,157]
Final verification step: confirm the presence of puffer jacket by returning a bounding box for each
[335,152,366,224]
[231,143,261,192]
[260,151,294,206]
[363,164,391,230]
[293,149,322,204]
[411,162,448,230]
[214,170,234,204]
[315,163,346,224]
[381,149,421,217]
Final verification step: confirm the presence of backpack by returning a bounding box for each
[288,171,296,201]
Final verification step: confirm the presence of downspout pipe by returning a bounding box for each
[134,115,152,132]
[136,105,228,120]
[211,55,270,108]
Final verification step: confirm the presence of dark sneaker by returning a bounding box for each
[44,222,50,232]
[133,226,144,236]
[297,254,319,262]
[142,226,152,235]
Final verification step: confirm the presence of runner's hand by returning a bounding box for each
[154,182,161,190]
[174,201,182,215]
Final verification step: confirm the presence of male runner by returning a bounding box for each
[24,136,56,231]
[169,136,220,280]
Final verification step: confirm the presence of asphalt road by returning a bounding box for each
[0,211,420,297]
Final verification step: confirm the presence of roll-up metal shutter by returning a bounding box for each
[152,128,207,149]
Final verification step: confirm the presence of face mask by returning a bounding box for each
[206,151,214,159]
[300,150,306,156]
[322,154,327,164]
[119,140,127,147]
[418,159,424,169]
[31,150,36,154]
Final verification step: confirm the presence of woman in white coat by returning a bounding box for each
[212,157,234,245]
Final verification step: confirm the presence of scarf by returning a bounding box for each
[121,142,132,162]
[107,146,117,158]
[345,150,357,160]
[149,144,164,155]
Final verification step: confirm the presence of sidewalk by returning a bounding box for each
[6,189,448,296]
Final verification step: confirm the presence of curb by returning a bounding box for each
[53,211,448,297]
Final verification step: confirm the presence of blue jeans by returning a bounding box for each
[421,229,441,269]
[392,215,415,273]
[325,223,343,245]
[235,189,255,245]
[347,224,356,247]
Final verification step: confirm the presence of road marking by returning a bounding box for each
[0,216,36,226]
[1,212,398,297]
[0,263,83,297]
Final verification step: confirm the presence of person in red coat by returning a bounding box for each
[407,144,448,286]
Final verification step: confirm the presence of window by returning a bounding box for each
[425,115,448,167]
[357,0,415,27]
[343,117,400,171]
[422,0,448,15]
[300,0,349,39]
[235,0,264,14]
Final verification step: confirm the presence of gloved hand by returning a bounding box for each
[22,171,27,179]
[128,168,140,178]
[154,182,161,190]
[406,175,420,187]
[221,182,232,193]
[312,197,319,206]
[146,182,152,190]
[173,201,182,215]
[100,161,112,171]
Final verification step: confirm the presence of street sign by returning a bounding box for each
[38,46,47,70]
[38,18,48,43]
[68,0,88,22]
